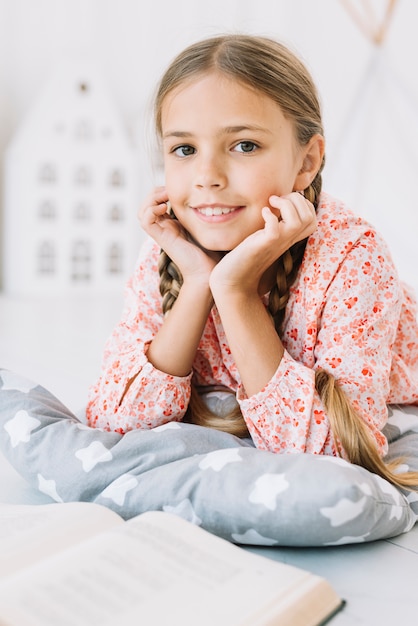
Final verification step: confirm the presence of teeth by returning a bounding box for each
[198,207,235,216]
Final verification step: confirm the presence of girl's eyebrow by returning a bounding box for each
[223,124,271,134]
[162,125,271,139]
[162,131,192,139]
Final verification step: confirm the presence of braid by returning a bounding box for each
[267,180,319,334]
[157,207,183,315]
[158,250,183,315]
[268,241,307,333]
[157,247,249,437]
[315,369,418,491]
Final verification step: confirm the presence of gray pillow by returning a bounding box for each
[0,369,417,546]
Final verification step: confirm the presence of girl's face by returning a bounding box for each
[161,72,313,252]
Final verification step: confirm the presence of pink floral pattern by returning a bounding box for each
[86,193,418,457]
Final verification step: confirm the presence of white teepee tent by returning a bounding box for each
[326,0,418,292]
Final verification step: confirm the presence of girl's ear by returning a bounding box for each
[294,134,325,192]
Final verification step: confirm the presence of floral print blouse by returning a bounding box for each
[86,193,418,457]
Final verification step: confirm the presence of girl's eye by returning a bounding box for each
[234,141,258,154]
[173,145,195,157]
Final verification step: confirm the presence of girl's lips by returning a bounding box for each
[193,205,244,221]
[197,206,236,216]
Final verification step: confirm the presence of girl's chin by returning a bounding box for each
[195,236,243,253]
[200,245,232,255]
[191,237,231,253]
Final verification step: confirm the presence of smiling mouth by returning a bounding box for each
[196,206,240,216]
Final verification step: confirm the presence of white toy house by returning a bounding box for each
[3,59,141,295]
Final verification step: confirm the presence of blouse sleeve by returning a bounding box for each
[86,238,192,433]
[237,228,403,457]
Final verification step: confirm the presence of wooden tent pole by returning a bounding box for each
[339,0,399,45]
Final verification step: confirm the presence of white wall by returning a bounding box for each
[1,0,418,292]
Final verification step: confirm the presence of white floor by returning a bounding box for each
[1,292,418,625]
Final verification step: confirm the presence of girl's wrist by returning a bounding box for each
[210,279,259,300]
[181,276,214,307]
[211,285,260,312]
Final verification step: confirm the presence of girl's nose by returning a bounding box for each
[194,155,227,189]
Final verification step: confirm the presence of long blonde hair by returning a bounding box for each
[154,34,418,491]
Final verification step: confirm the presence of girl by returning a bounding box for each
[86,34,418,490]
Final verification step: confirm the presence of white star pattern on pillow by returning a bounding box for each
[75,441,113,472]
[320,497,367,526]
[231,528,278,545]
[374,475,406,502]
[249,473,289,511]
[37,473,63,502]
[198,448,242,471]
[4,410,40,447]
[101,474,138,506]
[389,505,405,521]
[325,534,368,546]
[370,477,408,522]
[387,408,418,434]
[407,490,418,505]
[163,499,202,525]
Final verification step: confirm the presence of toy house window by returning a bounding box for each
[108,203,124,222]
[71,241,91,281]
[38,241,55,274]
[108,243,123,274]
[74,202,91,221]
[39,163,57,184]
[39,200,56,220]
[109,169,124,187]
[75,166,92,186]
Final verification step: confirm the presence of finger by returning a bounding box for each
[140,203,170,228]
[138,189,170,223]
[152,186,169,203]
[284,192,316,222]
[261,205,281,230]
[270,193,315,227]
[268,194,317,243]
[266,195,282,220]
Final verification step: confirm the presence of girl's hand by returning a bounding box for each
[210,192,317,295]
[138,187,220,283]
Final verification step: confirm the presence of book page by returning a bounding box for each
[0,511,342,626]
[0,502,122,578]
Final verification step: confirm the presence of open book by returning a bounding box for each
[0,502,344,625]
